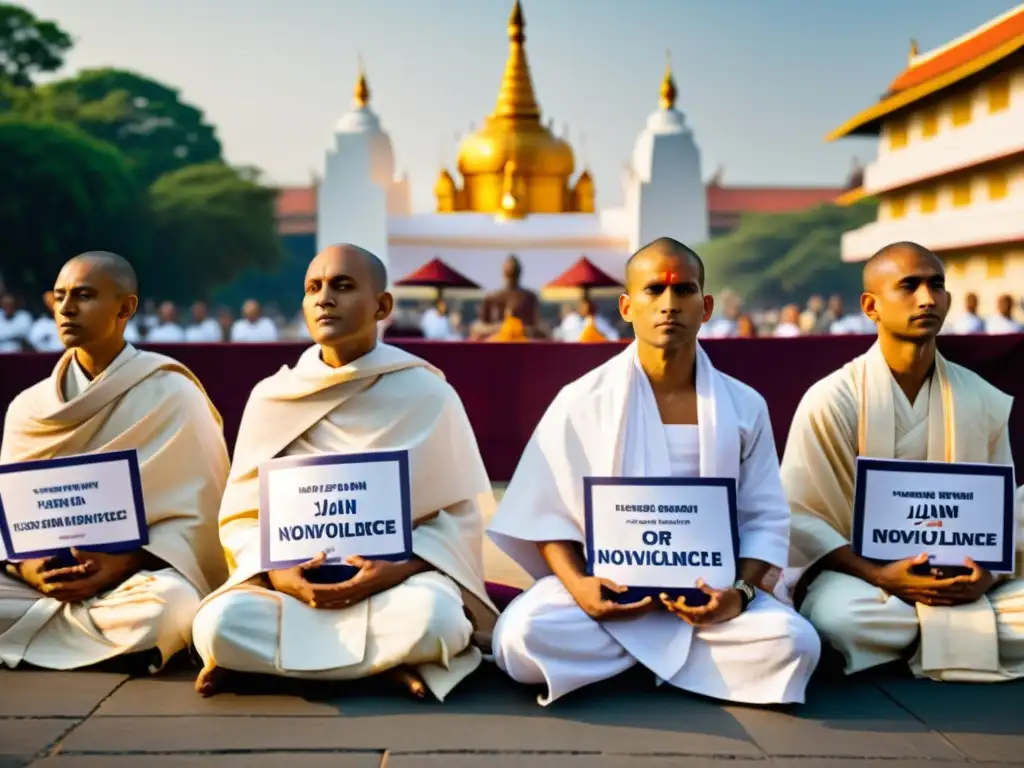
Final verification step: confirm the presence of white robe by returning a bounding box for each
[191,343,498,700]
[0,345,229,671]
[783,342,1024,681]
[487,342,820,705]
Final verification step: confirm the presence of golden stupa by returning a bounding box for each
[435,0,594,217]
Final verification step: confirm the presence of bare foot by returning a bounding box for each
[194,661,233,698]
[384,665,427,699]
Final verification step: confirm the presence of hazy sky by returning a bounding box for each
[21,0,1022,211]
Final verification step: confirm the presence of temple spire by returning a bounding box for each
[659,49,677,110]
[493,0,541,120]
[354,55,370,108]
[908,39,919,64]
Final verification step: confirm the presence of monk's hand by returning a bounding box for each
[42,548,139,603]
[660,579,743,626]
[305,556,414,609]
[266,551,327,604]
[874,553,969,607]
[14,556,94,594]
[568,575,654,621]
[935,557,996,605]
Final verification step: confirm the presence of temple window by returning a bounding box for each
[950,94,973,126]
[919,188,938,214]
[886,195,906,219]
[986,253,1006,279]
[988,75,1011,113]
[952,179,972,207]
[988,171,1009,200]
[920,108,939,139]
[887,120,908,150]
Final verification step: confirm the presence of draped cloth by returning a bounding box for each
[194,343,498,699]
[489,342,818,704]
[783,342,1024,681]
[0,345,230,669]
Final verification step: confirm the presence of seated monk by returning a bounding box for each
[470,255,545,340]
[487,237,821,706]
[0,251,229,673]
[782,241,1024,682]
[488,312,528,342]
[192,243,498,699]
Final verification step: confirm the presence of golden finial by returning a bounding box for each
[659,49,677,110]
[909,39,919,64]
[493,0,541,119]
[354,55,370,107]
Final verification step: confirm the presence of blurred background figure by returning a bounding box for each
[986,294,1023,334]
[28,291,61,352]
[420,298,460,340]
[948,292,984,334]
[734,313,758,338]
[147,301,186,342]
[185,301,224,342]
[231,299,278,342]
[774,304,802,337]
[0,294,32,353]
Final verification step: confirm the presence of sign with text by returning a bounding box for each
[853,458,1017,573]
[259,450,413,571]
[0,450,147,561]
[584,476,740,604]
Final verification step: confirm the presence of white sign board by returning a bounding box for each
[584,477,738,603]
[259,450,413,570]
[0,450,147,561]
[853,458,1016,573]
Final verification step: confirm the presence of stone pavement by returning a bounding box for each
[3,486,1023,766]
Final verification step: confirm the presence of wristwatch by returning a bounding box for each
[733,579,755,612]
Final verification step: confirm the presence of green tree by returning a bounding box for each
[701,199,878,307]
[146,162,284,302]
[0,4,72,88]
[38,68,223,185]
[0,117,149,297]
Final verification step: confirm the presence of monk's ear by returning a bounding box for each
[702,294,714,323]
[618,292,631,321]
[119,294,139,320]
[375,291,394,322]
[860,292,878,322]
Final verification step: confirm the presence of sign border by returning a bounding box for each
[852,457,1017,572]
[0,449,148,561]
[259,450,414,571]
[583,476,740,604]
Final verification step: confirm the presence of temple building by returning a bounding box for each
[829,4,1024,311]
[279,0,853,292]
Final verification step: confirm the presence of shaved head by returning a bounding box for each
[303,243,392,363]
[863,241,941,293]
[626,237,705,291]
[309,243,387,293]
[860,240,948,341]
[66,251,138,296]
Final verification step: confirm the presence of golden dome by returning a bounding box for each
[434,168,456,195]
[452,0,578,215]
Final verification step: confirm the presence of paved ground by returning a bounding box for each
[2,488,1023,767]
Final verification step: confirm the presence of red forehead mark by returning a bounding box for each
[660,271,681,285]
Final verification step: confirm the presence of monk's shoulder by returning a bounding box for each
[385,364,456,408]
[128,359,214,416]
[715,371,770,416]
[944,359,1013,427]
[3,377,50,426]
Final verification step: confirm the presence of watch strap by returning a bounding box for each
[733,579,755,611]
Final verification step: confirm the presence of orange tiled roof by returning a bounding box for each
[827,4,1024,140]
[706,185,846,214]
[888,6,1024,94]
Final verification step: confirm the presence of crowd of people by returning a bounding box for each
[1,255,1022,354]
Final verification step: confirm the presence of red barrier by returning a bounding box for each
[2,335,1022,482]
